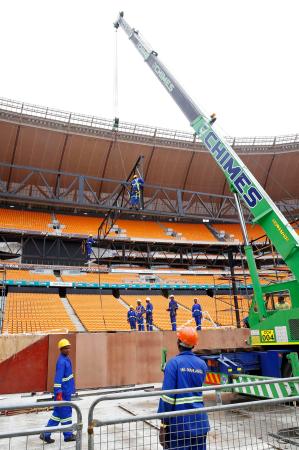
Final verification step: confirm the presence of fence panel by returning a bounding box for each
[88,379,299,449]
[0,400,82,450]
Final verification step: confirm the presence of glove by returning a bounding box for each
[159,425,170,449]
[55,392,63,401]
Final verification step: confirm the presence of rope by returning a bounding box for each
[113,29,119,119]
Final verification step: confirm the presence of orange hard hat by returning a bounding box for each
[177,327,198,348]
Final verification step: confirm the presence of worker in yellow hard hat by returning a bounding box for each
[158,327,210,449]
[127,305,137,330]
[40,338,76,444]
[130,173,144,210]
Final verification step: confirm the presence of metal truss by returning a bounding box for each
[0,162,243,221]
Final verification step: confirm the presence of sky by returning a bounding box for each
[0,0,298,137]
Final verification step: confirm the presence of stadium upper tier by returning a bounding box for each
[0,207,268,242]
[0,97,298,205]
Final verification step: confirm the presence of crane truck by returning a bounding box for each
[114,12,299,398]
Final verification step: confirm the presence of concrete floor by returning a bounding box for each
[0,386,298,449]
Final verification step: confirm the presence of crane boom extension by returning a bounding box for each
[115,12,299,341]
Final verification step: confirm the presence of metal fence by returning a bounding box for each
[0,400,82,450]
[1,379,299,449]
[88,378,299,449]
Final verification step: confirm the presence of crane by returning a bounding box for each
[114,12,299,380]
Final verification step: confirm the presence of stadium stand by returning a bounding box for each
[213,223,265,242]
[67,294,130,331]
[2,293,76,334]
[55,214,100,235]
[6,270,56,282]
[61,272,140,284]
[116,220,167,239]
[161,222,217,241]
[121,295,191,330]
[0,209,51,233]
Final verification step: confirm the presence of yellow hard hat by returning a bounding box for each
[89,234,93,237]
[130,305,134,308]
[58,338,71,349]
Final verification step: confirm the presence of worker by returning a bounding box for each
[85,234,94,263]
[136,299,145,331]
[167,294,178,331]
[158,327,210,449]
[275,296,290,310]
[145,297,154,331]
[40,339,76,444]
[192,298,203,330]
[127,305,137,330]
[129,174,144,210]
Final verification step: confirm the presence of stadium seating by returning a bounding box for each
[161,223,217,241]
[56,214,100,235]
[67,294,130,331]
[2,293,76,334]
[213,223,265,242]
[117,220,167,239]
[121,295,191,331]
[6,270,56,282]
[0,209,51,233]
[61,272,140,284]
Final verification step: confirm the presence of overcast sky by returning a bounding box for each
[0,0,298,137]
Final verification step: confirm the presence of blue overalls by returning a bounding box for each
[192,303,202,330]
[146,302,154,331]
[136,304,145,331]
[158,351,210,450]
[127,309,137,330]
[85,237,94,259]
[45,354,75,440]
[168,299,178,331]
[130,177,144,207]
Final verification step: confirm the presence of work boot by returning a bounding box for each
[39,434,55,444]
[64,435,76,442]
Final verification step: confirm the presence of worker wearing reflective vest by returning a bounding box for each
[145,297,154,331]
[158,327,210,450]
[136,299,145,331]
[40,339,76,444]
[192,298,202,330]
[130,174,144,209]
[127,305,137,330]
[167,295,178,331]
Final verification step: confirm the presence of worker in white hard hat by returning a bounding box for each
[40,338,76,444]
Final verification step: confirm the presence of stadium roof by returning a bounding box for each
[0,98,299,204]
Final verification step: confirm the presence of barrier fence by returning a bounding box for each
[0,378,299,449]
[0,400,82,450]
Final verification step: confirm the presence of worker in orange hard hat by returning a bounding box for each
[158,327,210,449]
[40,338,76,444]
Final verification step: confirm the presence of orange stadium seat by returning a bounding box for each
[0,208,51,233]
[116,220,167,240]
[213,223,265,242]
[2,293,76,334]
[61,272,140,284]
[6,270,56,282]
[67,294,130,331]
[161,223,217,242]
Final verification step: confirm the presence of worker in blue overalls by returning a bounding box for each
[130,174,144,210]
[145,297,154,331]
[158,327,210,450]
[192,298,202,330]
[127,305,137,330]
[40,339,76,444]
[136,299,145,331]
[167,294,178,331]
[85,234,94,260]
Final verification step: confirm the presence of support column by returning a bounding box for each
[227,248,241,328]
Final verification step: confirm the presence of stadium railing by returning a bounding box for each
[1,97,299,148]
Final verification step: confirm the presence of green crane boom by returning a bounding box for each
[114,12,299,346]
